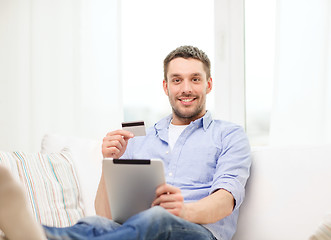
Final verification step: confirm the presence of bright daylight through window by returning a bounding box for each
[245,0,276,146]
[120,0,215,128]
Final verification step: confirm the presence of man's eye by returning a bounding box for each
[173,79,181,83]
[192,78,200,82]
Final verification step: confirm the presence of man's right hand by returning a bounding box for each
[102,130,134,159]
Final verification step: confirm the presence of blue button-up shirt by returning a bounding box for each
[121,111,251,240]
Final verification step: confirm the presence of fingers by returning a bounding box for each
[155,183,181,198]
[102,130,134,159]
[152,193,183,206]
[152,184,183,207]
[152,191,184,206]
[106,130,134,139]
[152,184,185,218]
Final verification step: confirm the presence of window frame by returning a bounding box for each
[214,0,246,129]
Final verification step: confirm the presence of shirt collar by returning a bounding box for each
[202,110,213,131]
[154,110,213,132]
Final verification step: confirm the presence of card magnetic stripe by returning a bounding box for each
[121,121,145,127]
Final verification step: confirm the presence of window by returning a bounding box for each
[121,0,215,127]
[245,0,276,146]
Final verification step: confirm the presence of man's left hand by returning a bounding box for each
[152,184,186,218]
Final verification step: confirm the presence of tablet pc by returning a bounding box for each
[102,158,165,223]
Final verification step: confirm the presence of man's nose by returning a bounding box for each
[181,79,193,94]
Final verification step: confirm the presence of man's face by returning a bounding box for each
[163,57,212,125]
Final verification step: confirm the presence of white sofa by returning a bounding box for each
[233,145,331,240]
[1,134,330,239]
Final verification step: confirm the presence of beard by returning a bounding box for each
[169,94,206,122]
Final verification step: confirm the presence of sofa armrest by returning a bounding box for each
[233,145,331,240]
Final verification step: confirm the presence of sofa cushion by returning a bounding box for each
[0,149,84,228]
[41,134,103,216]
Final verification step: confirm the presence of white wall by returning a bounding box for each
[0,0,33,151]
[0,0,122,152]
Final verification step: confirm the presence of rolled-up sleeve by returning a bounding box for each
[209,126,251,210]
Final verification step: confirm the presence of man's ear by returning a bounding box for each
[206,77,213,94]
[163,79,169,96]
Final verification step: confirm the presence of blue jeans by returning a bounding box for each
[43,206,217,240]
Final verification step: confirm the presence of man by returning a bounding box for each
[0,46,251,240]
[93,45,251,240]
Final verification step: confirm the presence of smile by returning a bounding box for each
[180,98,195,102]
[178,97,197,105]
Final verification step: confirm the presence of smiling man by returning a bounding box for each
[93,46,251,240]
[0,46,251,240]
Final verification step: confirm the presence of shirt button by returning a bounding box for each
[168,172,173,177]
[165,151,169,154]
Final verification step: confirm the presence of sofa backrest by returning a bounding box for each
[233,145,331,240]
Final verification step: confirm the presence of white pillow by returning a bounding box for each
[309,214,331,240]
[0,149,84,227]
[41,134,103,216]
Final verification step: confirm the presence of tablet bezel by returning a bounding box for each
[102,158,165,223]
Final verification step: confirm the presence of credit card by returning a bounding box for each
[122,121,146,136]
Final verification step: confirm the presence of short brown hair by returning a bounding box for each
[163,45,211,81]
